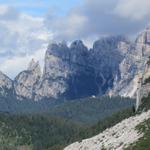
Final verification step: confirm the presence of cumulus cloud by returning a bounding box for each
[114,0,150,20]
[0,9,51,56]
[0,48,46,79]
[45,0,150,41]
[0,5,19,20]
[1,0,150,78]
[0,5,51,78]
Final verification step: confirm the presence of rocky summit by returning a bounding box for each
[35,36,126,100]
[111,25,150,97]
[1,25,150,101]
[14,59,42,100]
[0,71,13,97]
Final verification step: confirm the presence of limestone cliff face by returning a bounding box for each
[35,40,92,99]
[35,42,71,99]
[90,36,126,95]
[14,59,41,100]
[1,25,150,101]
[110,25,150,97]
[0,36,132,101]
[0,71,13,97]
[139,61,150,98]
[35,37,126,100]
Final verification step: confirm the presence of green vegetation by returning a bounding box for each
[0,107,135,150]
[126,118,150,150]
[0,114,83,150]
[48,96,134,124]
[126,96,150,150]
[138,96,150,112]
[144,77,150,84]
[0,96,134,125]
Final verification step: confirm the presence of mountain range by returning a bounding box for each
[1,25,150,102]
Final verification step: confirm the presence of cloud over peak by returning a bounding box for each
[45,0,150,41]
[0,5,51,78]
[1,0,150,78]
[114,0,150,20]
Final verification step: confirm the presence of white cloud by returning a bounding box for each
[45,0,150,41]
[114,0,150,20]
[45,13,88,40]
[0,47,46,79]
[1,0,150,78]
[0,12,51,55]
[0,5,9,15]
[0,5,52,78]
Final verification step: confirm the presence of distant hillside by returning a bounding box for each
[48,96,135,124]
[0,107,135,150]
[0,96,135,124]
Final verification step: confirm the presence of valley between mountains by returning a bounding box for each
[1,24,150,150]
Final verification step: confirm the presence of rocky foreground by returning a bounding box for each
[64,110,150,150]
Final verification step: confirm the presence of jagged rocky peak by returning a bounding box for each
[92,36,127,52]
[37,37,129,100]
[136,25,150,44]
[70,40,87,50]
[0,71,12,88]
[69,40,89,67]
[28,58,42,76]
[90,36,126,72]
[36,42,70,100]
[110,24,150,98]
[0,71,13,97]
[14,59,42,100]
[2,26,150,101]
[28,58,40,70]
[46,41,69,59]
[118,40,131,55]
[39,40,94,100]
[135,24,150,57]
[44,41,70,77]
[139,59,150,99]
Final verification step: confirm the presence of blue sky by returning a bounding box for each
[0,0,150,78]
[0,0,81,16]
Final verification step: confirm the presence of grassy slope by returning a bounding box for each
[126,96,150,150]
[0,108,135,150]
[126,118,150,150]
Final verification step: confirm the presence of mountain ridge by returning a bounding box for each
[0,25,150,101]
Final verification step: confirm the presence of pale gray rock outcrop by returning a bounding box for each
[0,36,132,101]
[14,59,41,100]
[110,25,150,97]
[138,61,150,98]
[64,110,150,150]
[1,25,150,101]
[35,42,71,99]
[89,36,126,95]
[35,37,127,100]
[0,71,13,97]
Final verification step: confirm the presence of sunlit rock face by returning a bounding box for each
[89,36,126,95]
[34,42,70,100]
[14,59,41,100]
[36,40,96,99]
[111,25,150,98]
[139,61,150,99]
[35,37,126,100]
[0,71,13,97]
[0,36,130,101]
[2,25,150,101]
